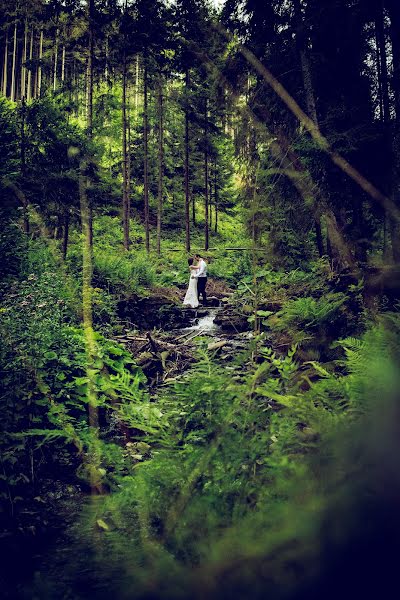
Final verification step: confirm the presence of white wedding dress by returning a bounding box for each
[183,270,199,308]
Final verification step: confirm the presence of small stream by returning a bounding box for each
[184,307,221,333]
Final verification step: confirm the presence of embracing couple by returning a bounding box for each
[183,254,208,309]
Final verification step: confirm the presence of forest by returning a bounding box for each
[1,0,400,598]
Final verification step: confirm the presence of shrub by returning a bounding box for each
[272,293,348,331]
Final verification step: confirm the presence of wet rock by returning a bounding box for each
[214,312,249,333]
[206,296,220,307]
[118,295,193,330]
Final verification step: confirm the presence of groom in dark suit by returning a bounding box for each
[193,254,208,306]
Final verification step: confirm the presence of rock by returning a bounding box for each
[206,296,220,307]
[214,312,249,333]
[118,295,193,330]
[207,340,228,352]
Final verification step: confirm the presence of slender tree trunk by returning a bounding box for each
[383,0,400,263]
[135,54,139,121]
[375,1,392,261]
[214,166,218,233]
[156,77,164,255]
[184,68,191,251]
[87,0,94,248]
[204,98,209,251]
[294,0,325,257]
[143,55,150,253]
[20,96,29,233]
[21,21,27,99]
[61,44,66,83]
[104,35,109,83]
[2,28,8,97]
[10,21,17,102]
[27,28,33,101]
[37,29,43,98]
[53,28,59,91]
[122,47,130,251]
[209,172,213,230]
[79,157,103,495]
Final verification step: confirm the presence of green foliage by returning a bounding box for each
[33,314,398,599]
[273,293,348,331]
[93,249,156,293]
[0,237,151,519]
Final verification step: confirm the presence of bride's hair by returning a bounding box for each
[188,258,194,266]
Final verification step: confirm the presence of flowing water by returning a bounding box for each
[187,307,220,332]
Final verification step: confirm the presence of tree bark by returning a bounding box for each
[61,44,66,83]
[10,20,17,102]
[122,47,130,251]
[53,28,59,91]
[294,0,325,257]
[375,1,392,261]
[2,27,8,97]
[214,165,218,233]
[21,21,28,99]
[143,54,150,253]
[204,98,209,251]
[387,0,400,261]
[86,0,94,248]
[20,96,29,233]
[184,68,191,251]
[27,28,33,102]
[37,29,43,98]
[156,77,164,255]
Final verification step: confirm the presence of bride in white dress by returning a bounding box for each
[183,258,199,308]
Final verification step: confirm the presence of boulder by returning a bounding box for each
[214,312,249,333]
[206,296,220,307]
[117,295,194,330]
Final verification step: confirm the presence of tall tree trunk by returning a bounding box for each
[21,21,27,99]
[27,28,33,101]
[104,35,109,83]
[37,29,43,98]
[204,98,209,251]
[209,172,213,230]
[294,0,325,257]
[156,77,164,255]
[143,54,150,253]
[214,166,218,233]
[135,54,139,121]
[375,1,392,261]
[184,68,191,251]
[386,0,400,261]
[53,28,59,91]
[86,0,94,248]
[2,28,8,97]
[78,157,103,496]
[10,20,17,102]
[122,47,130,251]
[61,44,66,83]
[20,96,29,233]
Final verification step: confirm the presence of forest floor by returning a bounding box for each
[2,214,400,600]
